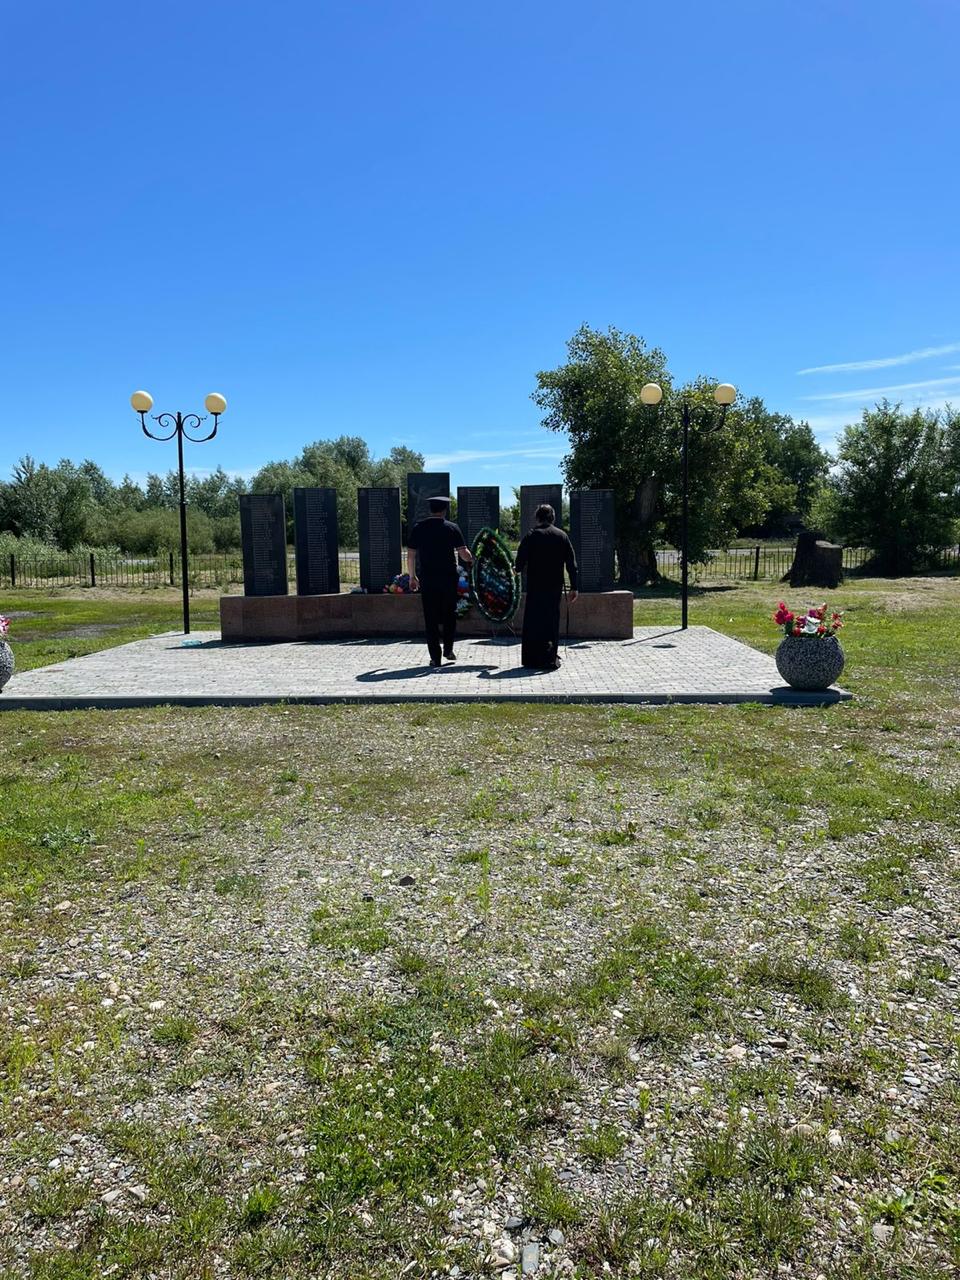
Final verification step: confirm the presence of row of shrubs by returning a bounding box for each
[0,510,240,560]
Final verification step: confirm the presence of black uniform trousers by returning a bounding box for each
[420,581,458,663]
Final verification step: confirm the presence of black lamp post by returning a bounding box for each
[640,381,736,629]
[130,390,227,635]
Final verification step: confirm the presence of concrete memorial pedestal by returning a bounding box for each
[219,590,633,642]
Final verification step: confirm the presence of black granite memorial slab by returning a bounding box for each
[407,472,451,529]
[240,494,289,597]
[293,487,340,596]
[520,484,563,535]
[570,489,616,592]
[456,485,500,548]
[519,484,563,588]
[358,487,402,592]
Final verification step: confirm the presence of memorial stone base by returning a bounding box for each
[219,591,634,641]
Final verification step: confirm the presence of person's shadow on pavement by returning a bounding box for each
[356,664,495,682]
[477,666,554,680]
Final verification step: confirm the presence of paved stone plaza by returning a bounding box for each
[0,626,850,708]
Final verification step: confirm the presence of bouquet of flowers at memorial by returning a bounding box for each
[456,570,473,617]
[772,601,844,638]
[0,615,13,692]
[471,528,520,623]
[384,573,415,594]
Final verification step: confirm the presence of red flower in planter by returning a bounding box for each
[772,599,844,639]
[772,602,794,626]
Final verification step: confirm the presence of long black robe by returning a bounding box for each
[514,524,578,668]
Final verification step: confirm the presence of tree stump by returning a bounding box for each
[782,530,843,588]
[618,479,661,586]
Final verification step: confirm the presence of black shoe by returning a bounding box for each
[428,658,441,668]
[443,649,456,662]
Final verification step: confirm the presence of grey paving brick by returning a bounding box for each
[0,627,851,709]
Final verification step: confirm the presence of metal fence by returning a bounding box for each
[1,543,957,591]
[1,550,361,590]
[682,544,960,580]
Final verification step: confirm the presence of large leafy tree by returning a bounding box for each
[0,457,94,548]
[533,326,776,585]
[188,466,248,520]
[739,401,830,534]
[818,402,959,574]
[370,445,427,492]
[251,438,425,547]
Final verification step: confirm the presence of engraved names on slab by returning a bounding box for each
[456,485,500,549]
[570,489,616,592]
[520,484,563,536]
[293,487,340,596]
[358,487,402,592]
[239,494,289,597]
[519,484,563,588]
[406,472,451,529]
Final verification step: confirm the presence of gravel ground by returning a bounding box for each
[1,693,958,1280]
[2,577,959,1279]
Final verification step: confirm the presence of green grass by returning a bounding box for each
[837,918,888,962]
[309,899,391,954]
[305,979,575,1258]
[24,1171,91,1220]
[859,845,922,906]
[742,954,844,1011]
[1,589,222,672]
[238,1184,282,1229]
[578,1120,627,1164]
[152,1015,199,1047]
[524,1164,583,1228]
[0,712,275,902]
[569,921,728,1047]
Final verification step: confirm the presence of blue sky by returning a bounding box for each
[2,0,958,493]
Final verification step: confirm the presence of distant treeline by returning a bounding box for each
[0,438,446,554]
[10,398,954,579]
[1,401,831,560]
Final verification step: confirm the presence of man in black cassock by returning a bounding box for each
[406,496,473,668]
[514,503,578,669]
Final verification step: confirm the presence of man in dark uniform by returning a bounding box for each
[514,503,578,669]
[406,497,473,668]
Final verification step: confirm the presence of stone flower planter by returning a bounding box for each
[775,634,844,690]
[0,640,14,692]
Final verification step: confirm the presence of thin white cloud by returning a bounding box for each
[800,413,855,437]
[797,342,960,375]
[801,376,960,403]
